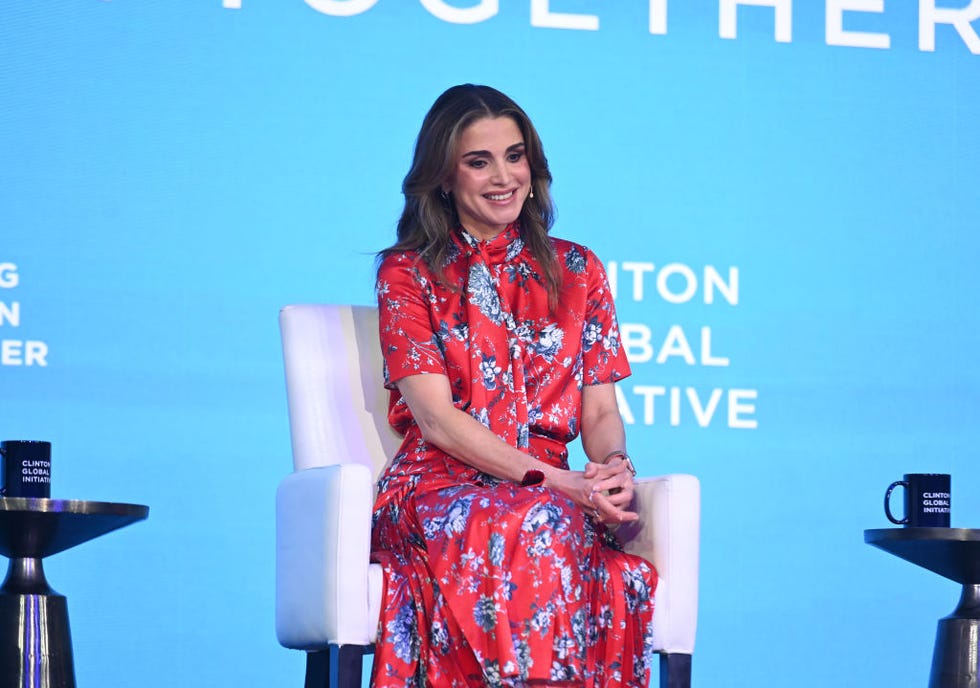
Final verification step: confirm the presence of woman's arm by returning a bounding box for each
[396,372,541,483]
[396,373,638,523]
[580,382,638,518]
[581,382,627,462]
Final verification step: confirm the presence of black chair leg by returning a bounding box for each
[331,645,367,688]
[660,653,692,688]
[304,646,366,688]
[305,650,328,688]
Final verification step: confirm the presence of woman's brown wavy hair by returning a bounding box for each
[378,84,560,306]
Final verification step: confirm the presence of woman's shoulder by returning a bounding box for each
[377,248,425,278]
[378,248,421,267]
[548,235,605,275]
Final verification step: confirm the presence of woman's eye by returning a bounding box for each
[467,159,487,168]
[507,152,524,162]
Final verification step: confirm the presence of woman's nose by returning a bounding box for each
[489,160,512,184]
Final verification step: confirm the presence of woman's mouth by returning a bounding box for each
[484,190,516,202]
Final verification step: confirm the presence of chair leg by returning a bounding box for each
[305,650,328,688]
[304,646,368,688]
[659,653,692,688]
[332,644,368,688]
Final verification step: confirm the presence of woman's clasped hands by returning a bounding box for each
[581,456,638,525]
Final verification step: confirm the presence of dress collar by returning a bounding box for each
[456,223,524,265]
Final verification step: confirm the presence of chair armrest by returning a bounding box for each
[275,464,377,649]
[616,473,700,655]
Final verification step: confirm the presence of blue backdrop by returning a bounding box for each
[2,1,979,686]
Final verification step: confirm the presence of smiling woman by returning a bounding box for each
[386,83,560,308]
[370,84,657,687]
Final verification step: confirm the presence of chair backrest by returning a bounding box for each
[279,304,401,479]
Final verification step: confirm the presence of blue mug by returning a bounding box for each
[884,473,950,527]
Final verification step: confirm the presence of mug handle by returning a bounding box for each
[884,480,909,524]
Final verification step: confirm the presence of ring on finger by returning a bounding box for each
[587,491,601,521]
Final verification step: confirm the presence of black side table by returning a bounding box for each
[865,528,980,688]
[0,498,149,688]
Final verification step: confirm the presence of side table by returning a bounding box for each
[865,528,980,688]
[0,498,149,688]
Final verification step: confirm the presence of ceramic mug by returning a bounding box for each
[0,440,52,498]
[884,473,950,527]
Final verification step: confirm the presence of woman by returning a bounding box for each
[372,84,656,687]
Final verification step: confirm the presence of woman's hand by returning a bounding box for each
[546,458,638,525]
[583,457,638,524]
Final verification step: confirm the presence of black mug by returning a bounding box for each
[0,440,52,498]
[884,473,950,527]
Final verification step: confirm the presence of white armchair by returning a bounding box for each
[276,304,700,688]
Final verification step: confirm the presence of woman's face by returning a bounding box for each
[445,116,531,241]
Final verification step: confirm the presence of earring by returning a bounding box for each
[440,189,449,200]
[529,187,535,200]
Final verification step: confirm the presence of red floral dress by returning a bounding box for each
[371,225,657,687]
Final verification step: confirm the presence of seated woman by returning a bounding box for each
[372,83,657,688]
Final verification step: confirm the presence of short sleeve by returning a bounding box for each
[376,252,448,389]
[579,247,631,385]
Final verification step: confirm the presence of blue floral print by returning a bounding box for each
[468,262,505,325]
[564,244,587,274]
[423,495,473,539]
[473,595,499,632]
[488,531,505,567]
[479,353,502,390]
[530,323,564,361]
[387,601,419,663]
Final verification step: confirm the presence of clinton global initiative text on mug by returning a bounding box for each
[0,440,52,498]
[884,473,950,527]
